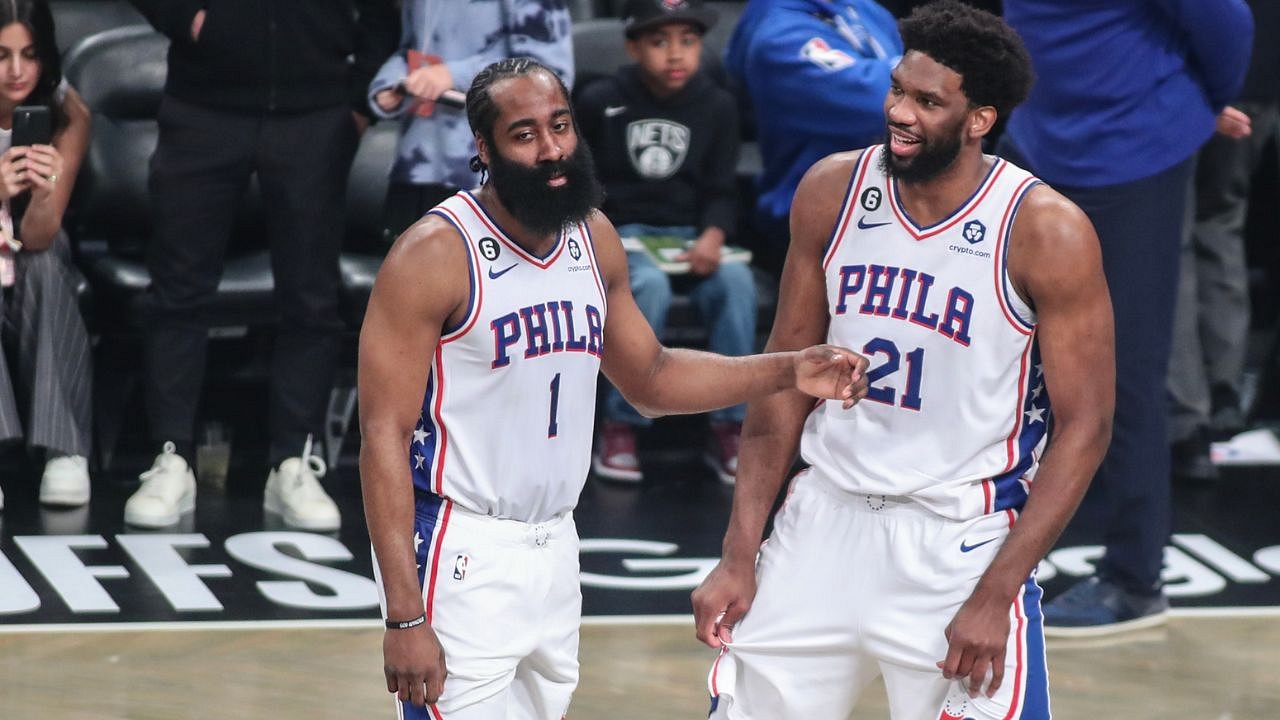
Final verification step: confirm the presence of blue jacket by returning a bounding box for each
[368,0,573,189]
[1004,0,1253,188]
[725,0,901,238]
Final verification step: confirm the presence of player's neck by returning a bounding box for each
[893,150,992,228]
[476,184,561,257]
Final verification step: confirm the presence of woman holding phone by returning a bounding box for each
[0,0,92,511]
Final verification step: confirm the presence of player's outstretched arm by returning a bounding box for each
[358,217,469,708]
[592,213,867,419]
[692,152,864,648]
[938,185,1115,697]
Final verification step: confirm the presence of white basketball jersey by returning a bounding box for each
[800,147,1048,521]
[410,191,607,523]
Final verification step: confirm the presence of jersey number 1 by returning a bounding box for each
[548,373,561,438]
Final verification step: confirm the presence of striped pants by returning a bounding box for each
[0,232,92,457]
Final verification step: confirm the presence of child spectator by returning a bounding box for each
[576,0,754,484]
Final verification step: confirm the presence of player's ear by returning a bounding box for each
[475,133,491,166]
[968,106,997,140]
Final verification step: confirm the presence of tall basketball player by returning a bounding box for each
[692,3,1115,718]
[357,58,869,719]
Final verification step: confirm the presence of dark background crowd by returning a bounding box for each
[0,0,1276,630]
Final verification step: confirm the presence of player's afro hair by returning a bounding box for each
[898,1,1034,121]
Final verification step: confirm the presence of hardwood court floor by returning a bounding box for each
[1,614,1277,719]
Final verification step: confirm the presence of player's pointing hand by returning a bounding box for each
[794,345,869,409]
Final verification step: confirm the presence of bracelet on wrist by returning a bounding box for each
[385,613,426,630]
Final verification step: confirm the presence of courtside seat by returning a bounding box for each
[336,122,398,328]
[64,27,279,332]
[51,0,146,56]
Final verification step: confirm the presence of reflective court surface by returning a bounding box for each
[1,419,1279,718]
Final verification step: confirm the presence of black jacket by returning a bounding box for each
[576,66,739,235]
[130,0,397,115]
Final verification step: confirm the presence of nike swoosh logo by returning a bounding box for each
[604,105,627,117]
[488,263,518,280]
[960,537,999,553]
[857,216,891,230]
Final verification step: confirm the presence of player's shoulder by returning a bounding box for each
[1014,182,1093,242]
[1007,181,1100,271]
[796,148,869,198]
[381,212,471,283]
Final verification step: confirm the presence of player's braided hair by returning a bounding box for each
[465,57,574,174]
[898,0,1034,121]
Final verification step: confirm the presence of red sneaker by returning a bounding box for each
[593,422,643,483]
[705,422,742,485]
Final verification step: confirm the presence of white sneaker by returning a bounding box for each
[40,455,91,507]
[125,442,196,528]
[263,435,340,531]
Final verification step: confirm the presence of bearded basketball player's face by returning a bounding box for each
[478,71,603,237]
[880,50,976,184]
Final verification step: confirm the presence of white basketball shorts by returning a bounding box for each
[374,491,581,720]
[708,473,1049,719]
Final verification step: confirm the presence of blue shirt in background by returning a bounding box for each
[1003,0,1253,188]
[725,0,902,238]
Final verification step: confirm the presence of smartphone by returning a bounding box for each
[12,105,52,148]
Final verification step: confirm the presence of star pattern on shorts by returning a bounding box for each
[414,453,426,470]
[413,427,430,446]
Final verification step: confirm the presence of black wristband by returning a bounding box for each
[385,614,426,630]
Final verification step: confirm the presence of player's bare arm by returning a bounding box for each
[589,210,867,417]
[939,184,1115,696]
[692,152,869,648]
[358,216,471,708]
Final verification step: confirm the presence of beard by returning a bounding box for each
[486,140,605,237]
[878,119,964,184]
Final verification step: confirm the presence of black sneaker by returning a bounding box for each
[1171,430,1218,483]
[1209,384,1246,441]
[1042,576,1169,637]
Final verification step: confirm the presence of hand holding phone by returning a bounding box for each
[12,105,52,149]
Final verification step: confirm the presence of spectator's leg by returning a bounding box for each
[1167,162,1209,446]
[257,106,356,466]
[601,249,673,427]
[11,233,91,458]
[0,289,22,447]
[143,97,254,458]
[1069,158,1195,595]
[1197,102,1278,431]
[689,262,758,425]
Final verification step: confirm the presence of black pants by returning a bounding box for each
[143,96,357,466]
[381,181,458,244]
[1000,137,1194,594]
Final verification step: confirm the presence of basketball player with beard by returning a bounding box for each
[693,3,1114,718]
[357,57,870,719]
